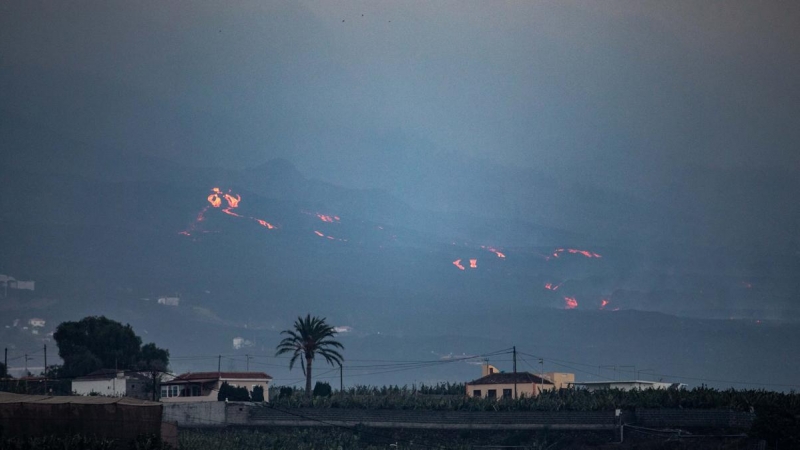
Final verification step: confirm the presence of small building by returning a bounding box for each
[159,372,271,403]
[466,363,575,399]
[572,380,687,391]
[466,362,556,399]
[541,372,575,389]
[72,369,151,399]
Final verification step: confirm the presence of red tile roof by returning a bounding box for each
[467,372,553,386]
[172,372,272,381]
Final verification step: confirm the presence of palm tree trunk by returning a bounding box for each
[305,356,313,398]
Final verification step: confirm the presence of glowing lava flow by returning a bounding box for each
[564,297,578,309]
[180,187,276,236]
[469,259,478,268]
[481,246,506,258]
[313,230,347,242]
[544,282,563,291]
[316,213,341,223]
[453,259,465,270]
[179,206,210,236]
[256,219,275,229]
[551,248,601,259]
[207,194,221,208]
[600,299,609,309]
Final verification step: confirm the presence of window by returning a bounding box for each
[191,385,201,397]
[169,385,179,397]
[472,389,481,397]
[487,389,497,398]
[160,386,168,398]
[503,389,512,398]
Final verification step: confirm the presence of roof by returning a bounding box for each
[573,380,660,386]
[168,371,272,382]
[73,369,149,381]
[467,372,554,386]
[0,391,160,406]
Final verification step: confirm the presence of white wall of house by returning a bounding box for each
[575,381,682,391]
[160,378,270,403]
[73,378,130,397]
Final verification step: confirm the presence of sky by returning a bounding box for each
[2,1,799,245]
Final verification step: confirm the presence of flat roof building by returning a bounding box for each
[572,380,687,391]
[159,372,271,403]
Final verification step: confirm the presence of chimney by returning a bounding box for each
[482,362,499,377]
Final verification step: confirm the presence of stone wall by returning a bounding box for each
[163,401,227,427]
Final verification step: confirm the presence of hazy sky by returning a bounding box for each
[2,0,799,195]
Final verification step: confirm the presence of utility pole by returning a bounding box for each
[539,358,544,396]
[512,346,517,399]
[339,363,343,393]
[245,354,250,371]
[3,348,7,378]
[218,355,221,377]
[43,344,47,394]
[152,371,157,401]
[513,346,517,373]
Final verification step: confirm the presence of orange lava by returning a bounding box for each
[184,188,277,236]
[316,213,341,223]
[314,231,325,237]
[469,259,478,269]
[544,282,562,291]
[223,193,241,208]
[255,219,275,229]
[600,299,609,309]
[222,208,242,217]
[207,194,222,208]
[564,297,578,309]
[453,259,465,270]
[552,248,601,259]
[481,245,507,258]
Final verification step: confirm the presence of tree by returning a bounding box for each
[251,385,265,402]
[54,316,169,378]
[217,381,250,401]
[0,361,6,378]
[275,314,344,398]
[313,381,332,398]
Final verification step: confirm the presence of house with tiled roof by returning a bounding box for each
[465,363,574,399]
[159,372,271,403]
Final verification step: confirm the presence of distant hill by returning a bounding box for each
[0,150,798,389]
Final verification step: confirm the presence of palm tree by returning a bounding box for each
[275,314,344,398]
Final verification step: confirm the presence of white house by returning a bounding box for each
[572,380,687,391]
[159,372,271,403]
[72,369,151,399]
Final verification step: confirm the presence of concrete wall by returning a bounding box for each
[635,409,755,429]
[234,405,617,430]
[163,401,226,427]
[164,403,756,432]
[72,378,128,397]
[543,372,575,390]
